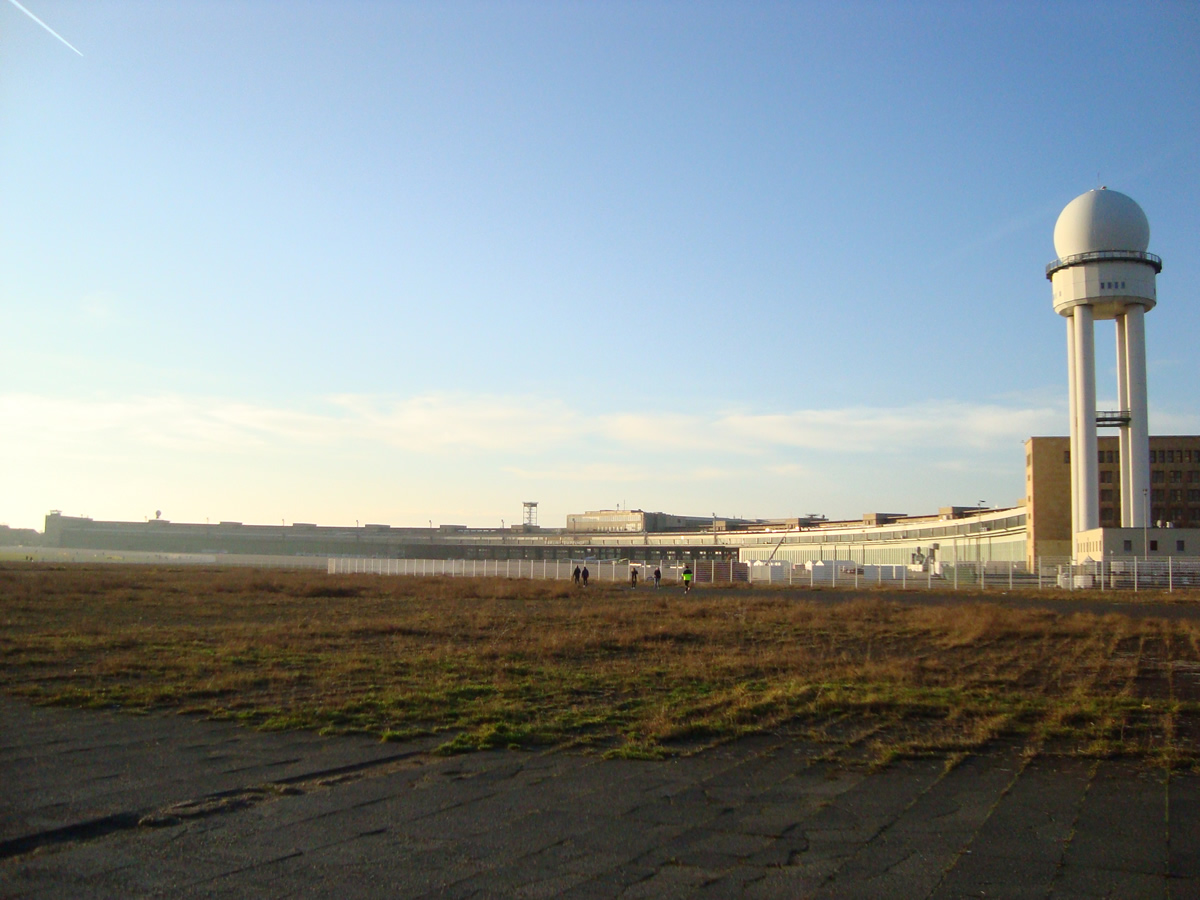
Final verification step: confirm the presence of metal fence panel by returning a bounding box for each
[326,555,1200,593]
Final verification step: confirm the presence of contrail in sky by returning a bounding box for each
[6,0,83,56]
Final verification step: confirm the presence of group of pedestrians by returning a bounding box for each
[572,564,693,592]
[628,567,663,589]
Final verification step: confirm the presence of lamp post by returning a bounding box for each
[977,502,986,574]
[1143,488,1149,560]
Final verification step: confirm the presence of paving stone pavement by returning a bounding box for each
[1,697,1197,899]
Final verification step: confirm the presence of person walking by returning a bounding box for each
[653,567,661,589]
[630,567,638,588]
[573,565,581,586]
[682,564,693,593]
[581,566,589,587]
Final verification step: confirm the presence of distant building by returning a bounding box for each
[0,524,40,545]
[565,510,757,534]
[736,506,1027,569]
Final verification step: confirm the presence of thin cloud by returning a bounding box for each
[715,403,1062,452]
[0,394,333,454]
[1151,411,1200,433]
[1,391,1069,460]
[328,393,580,452]
[502,463,651,482]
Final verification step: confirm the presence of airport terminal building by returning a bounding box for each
[29,430,1200,572]
[35,504,1028,570]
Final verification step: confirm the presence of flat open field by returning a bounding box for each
[3,565,1200,766]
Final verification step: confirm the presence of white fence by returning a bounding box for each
[329,555,1200,593]
[747,560,1030,589]
[1044,557,1200,592]
[747,557,1200,592]
[330,558,626,580]
[327,558,750,584]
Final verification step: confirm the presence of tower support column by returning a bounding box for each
[1116,314,1132,525]
[1125,304,1150,527]
[1066,315,1079,537]
[1073,305,1099,532]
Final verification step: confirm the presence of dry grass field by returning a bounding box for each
[3,564,1200,766]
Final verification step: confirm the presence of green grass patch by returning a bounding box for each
[3,565,1200,766]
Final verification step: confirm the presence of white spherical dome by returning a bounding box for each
[1053,188,1150,258]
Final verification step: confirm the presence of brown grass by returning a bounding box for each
[3,564,1200,765]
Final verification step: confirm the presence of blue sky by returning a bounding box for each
[2,1,1197,532]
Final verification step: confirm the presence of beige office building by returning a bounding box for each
[1025,435,1200,563]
